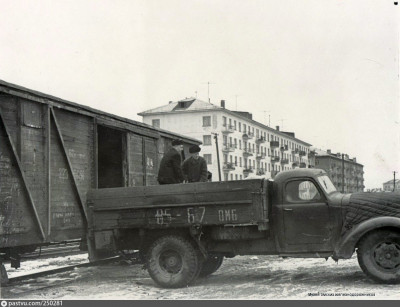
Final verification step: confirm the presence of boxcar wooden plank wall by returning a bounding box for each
[0,96,41,247]
[20,100,47,236]
[129,134,145,187]
[144,137,158,186]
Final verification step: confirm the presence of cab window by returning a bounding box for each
[285,180,322,203]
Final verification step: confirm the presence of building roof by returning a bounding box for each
[383,179,400,185]
[313,148,363,167]
[138,98,222,115]
[139,98,312,147]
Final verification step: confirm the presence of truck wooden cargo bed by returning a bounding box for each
[87,179,270,231]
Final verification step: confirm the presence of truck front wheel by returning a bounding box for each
[147,235,200,288]
[199,255,223,277]
[357,230,400,284]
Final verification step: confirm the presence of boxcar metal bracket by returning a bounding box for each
[50,107,88,223]
[0,109,46,240]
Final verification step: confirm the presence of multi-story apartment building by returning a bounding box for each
[314,149,364,192]
[383,179,400,192]
[138,98,312,181]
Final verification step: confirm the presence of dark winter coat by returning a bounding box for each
[182,156,208,183]
[157,148,184,184]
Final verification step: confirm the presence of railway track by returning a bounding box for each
[6,256,121,284]
[21,241,83,259]
[3,250,141,286]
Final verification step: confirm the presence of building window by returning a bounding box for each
[152,119,160,128]
[239,140,242,149]
[240,157,242,167]
[230,174,233,180]
[203,135,212,145]
[234,120,237,130]
[222,116,227,127]
[240,175,243,180]
[203,116,211,127]
[204,154,212,164]
[239,122,241,132]
[235,174,238,180]
[224,173,228,181]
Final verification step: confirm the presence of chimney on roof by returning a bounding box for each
[221,100,225,108]
[353,157,357,163]
[327,149,331,154]
[169,101,173,104]
[276,126,280,131]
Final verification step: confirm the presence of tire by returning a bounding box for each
[199,255,223,277]
[147,235,200,288]
[357,230,400,284]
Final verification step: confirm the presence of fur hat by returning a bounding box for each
[171,139,184,146]
[189,145,201,153]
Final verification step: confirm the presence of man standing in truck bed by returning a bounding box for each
[157,139,185,185]
[182,145,208,183]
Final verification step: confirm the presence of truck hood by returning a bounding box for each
[340,192,400,235]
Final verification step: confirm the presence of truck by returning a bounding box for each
[87,168,400,288]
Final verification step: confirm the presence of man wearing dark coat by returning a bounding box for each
[182,145,208,183]
[157,139,185,185]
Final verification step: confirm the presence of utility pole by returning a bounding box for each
[341,154,345,193]
[212,133,222,181]
[393,171,397,192]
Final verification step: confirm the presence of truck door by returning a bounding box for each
[276,179,332,252]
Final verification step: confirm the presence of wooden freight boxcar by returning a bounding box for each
[0,79,200,270]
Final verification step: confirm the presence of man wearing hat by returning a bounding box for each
[157,139,185,185]
[182,145,208,183]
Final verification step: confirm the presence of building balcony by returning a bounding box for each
[292,149,299,155]
[242,132,254,140]
[280,145,289,151]
[255,136,266,144]
[280,158,289,165]
[271,156,280,163]
[299,151,306,157]
[243,148,253,157]
[222,125,235,134]
[223,162,235,172]
[270,141,279,148]
[300,162,307,168]
[256,152,266,160]
[292,161,299,167]
[243,167,254,174]
[222,143,236,152]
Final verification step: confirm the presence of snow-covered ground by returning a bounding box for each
[1,254,399,300]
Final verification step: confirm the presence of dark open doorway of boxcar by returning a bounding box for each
[97,125,125,188]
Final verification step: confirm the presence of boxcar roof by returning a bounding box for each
[0,79,201,144]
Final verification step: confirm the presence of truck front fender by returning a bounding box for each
[333,216,400,260]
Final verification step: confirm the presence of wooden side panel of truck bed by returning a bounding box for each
[87,179,270,230]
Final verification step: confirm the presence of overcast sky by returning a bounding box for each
[0,0,398,189]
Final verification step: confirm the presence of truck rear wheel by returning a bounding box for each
[357,230,400,284]
[147,235,200,288]
[199,255,223,277]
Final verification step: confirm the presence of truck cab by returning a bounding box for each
[272,169,344,256]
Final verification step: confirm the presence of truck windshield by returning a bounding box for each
[317,175,337,194]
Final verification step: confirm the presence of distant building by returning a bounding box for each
[314,149,364,192]
[383,179,400,192]
[139,98,313,181]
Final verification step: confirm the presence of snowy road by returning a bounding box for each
[1,254,399,300]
